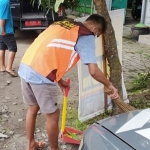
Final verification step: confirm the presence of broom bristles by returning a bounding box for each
[113,98,135,112]
[104,87,135,113]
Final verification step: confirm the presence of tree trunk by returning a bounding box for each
[93,0,123,111]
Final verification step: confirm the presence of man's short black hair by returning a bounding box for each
[86,14,107,33]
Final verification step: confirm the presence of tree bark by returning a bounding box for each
[93,0,123,106]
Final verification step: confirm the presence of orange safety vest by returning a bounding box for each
[21,21,93,82]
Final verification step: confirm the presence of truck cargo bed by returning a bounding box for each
[20,0,46,18]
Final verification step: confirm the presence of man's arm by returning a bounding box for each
[88,63,111,87]
[0,20,6,35]
[88,63,118,99]
[76,35,119,99]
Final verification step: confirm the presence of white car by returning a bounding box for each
[79,108,150,150]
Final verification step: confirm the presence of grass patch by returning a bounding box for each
[129,98,149,109]
[65,108,113,131]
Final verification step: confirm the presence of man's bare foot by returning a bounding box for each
[26,142,37,150]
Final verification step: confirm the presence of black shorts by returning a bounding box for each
[0,34,17,52]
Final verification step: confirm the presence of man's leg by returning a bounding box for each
[3,34,17,76]
[20,78,40,150]
[46,109,60,150]
[30,83,60,150]
[26,104,40,150]
[6,51,16,73]
[0,50,6,71]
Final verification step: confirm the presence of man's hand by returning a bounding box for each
[1,30,6,35]
[107,84,119,99]
[58,79,70,93]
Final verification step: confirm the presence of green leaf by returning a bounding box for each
[52,7,54,21]
[55,0,64,12]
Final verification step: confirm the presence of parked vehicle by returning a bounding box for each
[79,108,150,150]
[131,0,142,20]
[10,0,64,31]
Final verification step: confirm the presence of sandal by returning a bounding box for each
[0,70,6,73]
[26,142,47,150]
[6,70,18,77]
[35,141,47,150]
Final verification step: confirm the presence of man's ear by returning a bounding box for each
[95,26,100,32]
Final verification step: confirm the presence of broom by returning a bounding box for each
[104,87,136,113]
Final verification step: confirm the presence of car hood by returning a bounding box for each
[97,108,150,150]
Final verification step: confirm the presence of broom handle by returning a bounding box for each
[61,78,70,133]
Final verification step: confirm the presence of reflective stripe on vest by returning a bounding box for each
[46,38,79,72]
[66,51,78,72]
[47,39,76,51]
